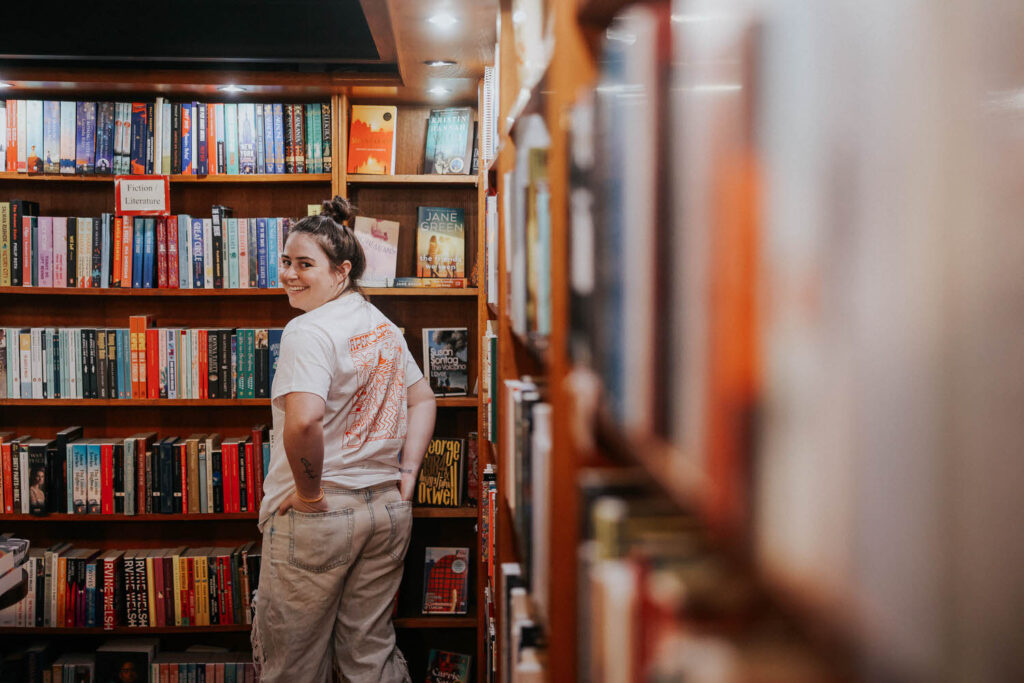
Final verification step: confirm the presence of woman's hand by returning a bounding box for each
[277,490,329,515]
[399,468,418,502]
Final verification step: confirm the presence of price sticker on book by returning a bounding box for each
[114,175,171,216]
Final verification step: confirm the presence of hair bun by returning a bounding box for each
[321,195,357,225]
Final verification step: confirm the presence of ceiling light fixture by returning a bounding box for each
[428,86,453,95]
[428,13,458,29]
[0,82,12,89]
[425,60,457,67]
[218,85,246,93]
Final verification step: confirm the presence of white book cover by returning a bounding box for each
[178,214,191,288]
[203,218,213,288]
[227,217,239,288]
[16,100,27,172]
[52,216,67,287]
[238,218,249,288]
[153,97,163,175]
[353,216,399,282]
[30,327,43,399]
[38,216,53,287]
[18,330,31,398]
[77,218,92,288]
[60,102,76,174]
[162,101,172,174]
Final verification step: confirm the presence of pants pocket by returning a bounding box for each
[288,508,354,572]
[384,500,414,561]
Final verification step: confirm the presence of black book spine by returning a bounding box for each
[211,209,224,288]
[106,330,117,399]
[172,443,183,514]
[212,448,223,514]
[208,330,221,400]
[229,549,242,623]
[207,556,220,624]
[160,440,174,514]
[238,444,248,512]
[113,443,124,514]
[52,329,61,399]
[171,102,182,175]
[219,329,231,400]
[145,102,155,174]
[30,215,38,286]
[27,443,48,514]
[96,330,108,401]
[247,218,258,287]
[254,331,268,399]
[283,105,294,174]
[145,447,154,514]
[90,217,102,287]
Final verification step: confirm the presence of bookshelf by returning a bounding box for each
[1,88,487,677]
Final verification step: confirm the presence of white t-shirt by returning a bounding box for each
[258,292,423,530]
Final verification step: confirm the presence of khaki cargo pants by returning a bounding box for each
[252,483,414,682]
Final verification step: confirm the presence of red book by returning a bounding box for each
[187,556,197,625]
[156,217,168,288]
[112,216,123,287]
[167,215,179,288]
[5,100,16,171]
[217,555,230,624]
[120,216,134,289]
[146,328,160,399]
[243,440,255,513]
[221,556,234,624]
[1,441,13,513]
[198,330,208,400]
[207,103,219,175]
[100,442,114,514]
[222,441,237,513]
[178,441,189,514]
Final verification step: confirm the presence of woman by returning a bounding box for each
[253,196,436,682]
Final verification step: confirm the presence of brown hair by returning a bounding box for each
[287,195,366,294]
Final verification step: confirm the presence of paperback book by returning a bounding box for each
[352,216,400,283]
[415,438,466,507]
[347,105,397,175]
[422,107,474,175]
[422,328,468,397]
[421,547,470,615]
[416,207,465,278]
[424,649,472,683]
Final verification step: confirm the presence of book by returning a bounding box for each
[392,277,468,288]
[346,105,397,175]
[421,547,470,614]
[0,536,29,577]
[422,328,469,397]
[424,649,472,683]
[352,216,400,282]
[415,438,466,507]
[423,107,474,174]
[416,207,465,278]
[95,638,159,683]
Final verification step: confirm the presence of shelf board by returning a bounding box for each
[0,397,474,408]
[412,507,478,518]
[0,172,330,183]
[0,625,249,635]
[393,617,476,629]
[347,174,478,186]
[363,287,479,297]
[0,286,284,297]
[0,513,256,522]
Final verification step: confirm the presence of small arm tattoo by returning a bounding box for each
[399,468,415,474]
[300,457,317,480]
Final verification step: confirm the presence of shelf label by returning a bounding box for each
[115,175,170,216]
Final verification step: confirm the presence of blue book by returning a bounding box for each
[180,103,193,174]
[247,217,258,287]
[43,101,61,173]
[267,217,279,287]
[94,102,115,174]
[59,101,77,174]
[225,103,239,173]
[85,561,97,626]
[177,214,191,287]
[263,441,271,481]
[227,217,239,288]
[100,213,111,287]
[131,217,145,288]
[142,217,155,288]
[196,101,208,175]
[256,218,268,288]
[26,100,44,173]
[86,441,101,513]
[254,104,266,174]
[130,102,147,174]
[123,329,133,398]
[272,103,285,174]
[114,329,124,399]
[262,104,275,173]
[191,217,205,288]
[268,328,283,389]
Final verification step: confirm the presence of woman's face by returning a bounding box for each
[280,232,350,312]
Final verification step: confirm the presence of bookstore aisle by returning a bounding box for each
[5,0,1024,681]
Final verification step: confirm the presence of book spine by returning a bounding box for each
[273,103,285,174]
[321,101,332,173]
[255,104,266,173]
[256,218,268,288]
[145,102,154,173]
[181,103,193,174]
[142,217,155,288]
[196,101,208,175]
[225,103,239,174]
[156,216,168,288]
[211,208,225,288]
[283,104,294,173]
[130,102,146,174]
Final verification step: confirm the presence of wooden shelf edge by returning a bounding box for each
[363,287,479,297]
[0,172,330,183]
[393,617,477,629]
[0,625,250,634]
[0,286,285,297]
[0,397,473,407]
[412,507,478,518]
[347,174,478,186]
[0,513,257,522]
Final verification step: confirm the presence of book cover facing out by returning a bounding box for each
[415,438,465,507]
[423,107,474,175]
[352,215,399,282]
[424,649,472,683]
[416,207,465,278]
[347,105,397,175]
[422,328,468,397]
[421,547,470,614]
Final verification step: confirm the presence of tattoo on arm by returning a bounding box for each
[300,457,317,480]
[400,468,415,474]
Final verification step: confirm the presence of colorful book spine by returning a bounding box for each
[43,101,60,174]
[59,101,76,174]
[130,103,147,174]
[225,103,239,174]
[272,103,285,174]
[196,102,208,175]
[95,101,115,174]
[180,103,193,175]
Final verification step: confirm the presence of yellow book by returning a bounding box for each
[187,547,211,626]
[145,550,158,626]
[169,545,187,626]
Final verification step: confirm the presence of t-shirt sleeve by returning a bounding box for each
[271,325,335,402]
[401,332,425,388]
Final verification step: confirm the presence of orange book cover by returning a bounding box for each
[346,105,397,175]
[207,103,219,175]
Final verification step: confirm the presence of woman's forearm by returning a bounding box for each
[401,398,436,476]
[283,420,324,499]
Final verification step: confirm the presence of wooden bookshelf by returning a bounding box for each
[0,626,251,635]
[393,617,477,629]
[347,174,478,186]
[0,508,476,522]
[0,172,331,183]
[0,397,475,408]
[0,286,478,297]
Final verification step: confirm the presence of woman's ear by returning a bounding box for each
[337,260,353,282]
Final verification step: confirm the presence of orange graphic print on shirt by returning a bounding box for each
[345,323,406,448]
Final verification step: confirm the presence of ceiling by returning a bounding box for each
[0,0,497,103]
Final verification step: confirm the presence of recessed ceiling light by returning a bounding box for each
[218,85,246,93]
[428,87,453,95]
[0,82,12,89]
[427,13,458,28]
[425,60,457,67]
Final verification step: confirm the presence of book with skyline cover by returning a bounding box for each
[347,105,397,175]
